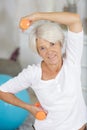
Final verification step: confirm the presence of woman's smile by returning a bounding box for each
[47,54,58,63]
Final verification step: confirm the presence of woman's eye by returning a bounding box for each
[50,42,55,46]
[40,47,45,50]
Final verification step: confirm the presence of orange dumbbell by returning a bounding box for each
[19,19,30,30]
[35,102,47,120]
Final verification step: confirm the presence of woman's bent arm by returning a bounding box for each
[0,90,31,111]
[24,12,82,32]
[0,90,47,117]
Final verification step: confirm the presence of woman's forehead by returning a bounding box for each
[36,38,48,47]
[36,38,61,46]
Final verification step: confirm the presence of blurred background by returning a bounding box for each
[0,0,87,129]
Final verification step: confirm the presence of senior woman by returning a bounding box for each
[0,12,87,130]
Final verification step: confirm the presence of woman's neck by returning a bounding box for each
[41,59,63,80]
[41,58,63,80]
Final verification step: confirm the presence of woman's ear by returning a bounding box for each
[59,41,62,48]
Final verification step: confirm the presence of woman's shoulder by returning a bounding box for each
[26,62,41,73]
[67,29,83,39]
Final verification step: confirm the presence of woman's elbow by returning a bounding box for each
[0,90,8,100]
[75,14,81,23]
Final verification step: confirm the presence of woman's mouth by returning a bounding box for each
[48,55,57,61]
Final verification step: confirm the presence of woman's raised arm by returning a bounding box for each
[22,12,82,32]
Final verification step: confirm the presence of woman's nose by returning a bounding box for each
[47,47,53,55]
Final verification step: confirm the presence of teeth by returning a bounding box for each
[48,55,56,59]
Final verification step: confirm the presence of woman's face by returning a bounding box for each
[36,38,62,66]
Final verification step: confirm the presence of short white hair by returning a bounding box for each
[29,21,64,53]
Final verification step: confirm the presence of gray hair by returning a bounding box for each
[29,21,64,53]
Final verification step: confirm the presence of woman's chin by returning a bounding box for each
[49,60,59,65]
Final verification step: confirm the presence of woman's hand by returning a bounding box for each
[19,12,40,29]
[29,104,48,119]
[22,12,39,22]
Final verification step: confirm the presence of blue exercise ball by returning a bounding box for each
[0,74,31,130]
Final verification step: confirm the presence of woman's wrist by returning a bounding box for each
[30,12,48,22]
[36,12,48,21]
[23,103,32,111]
[32,12,44,21]
[18,101,32,112]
